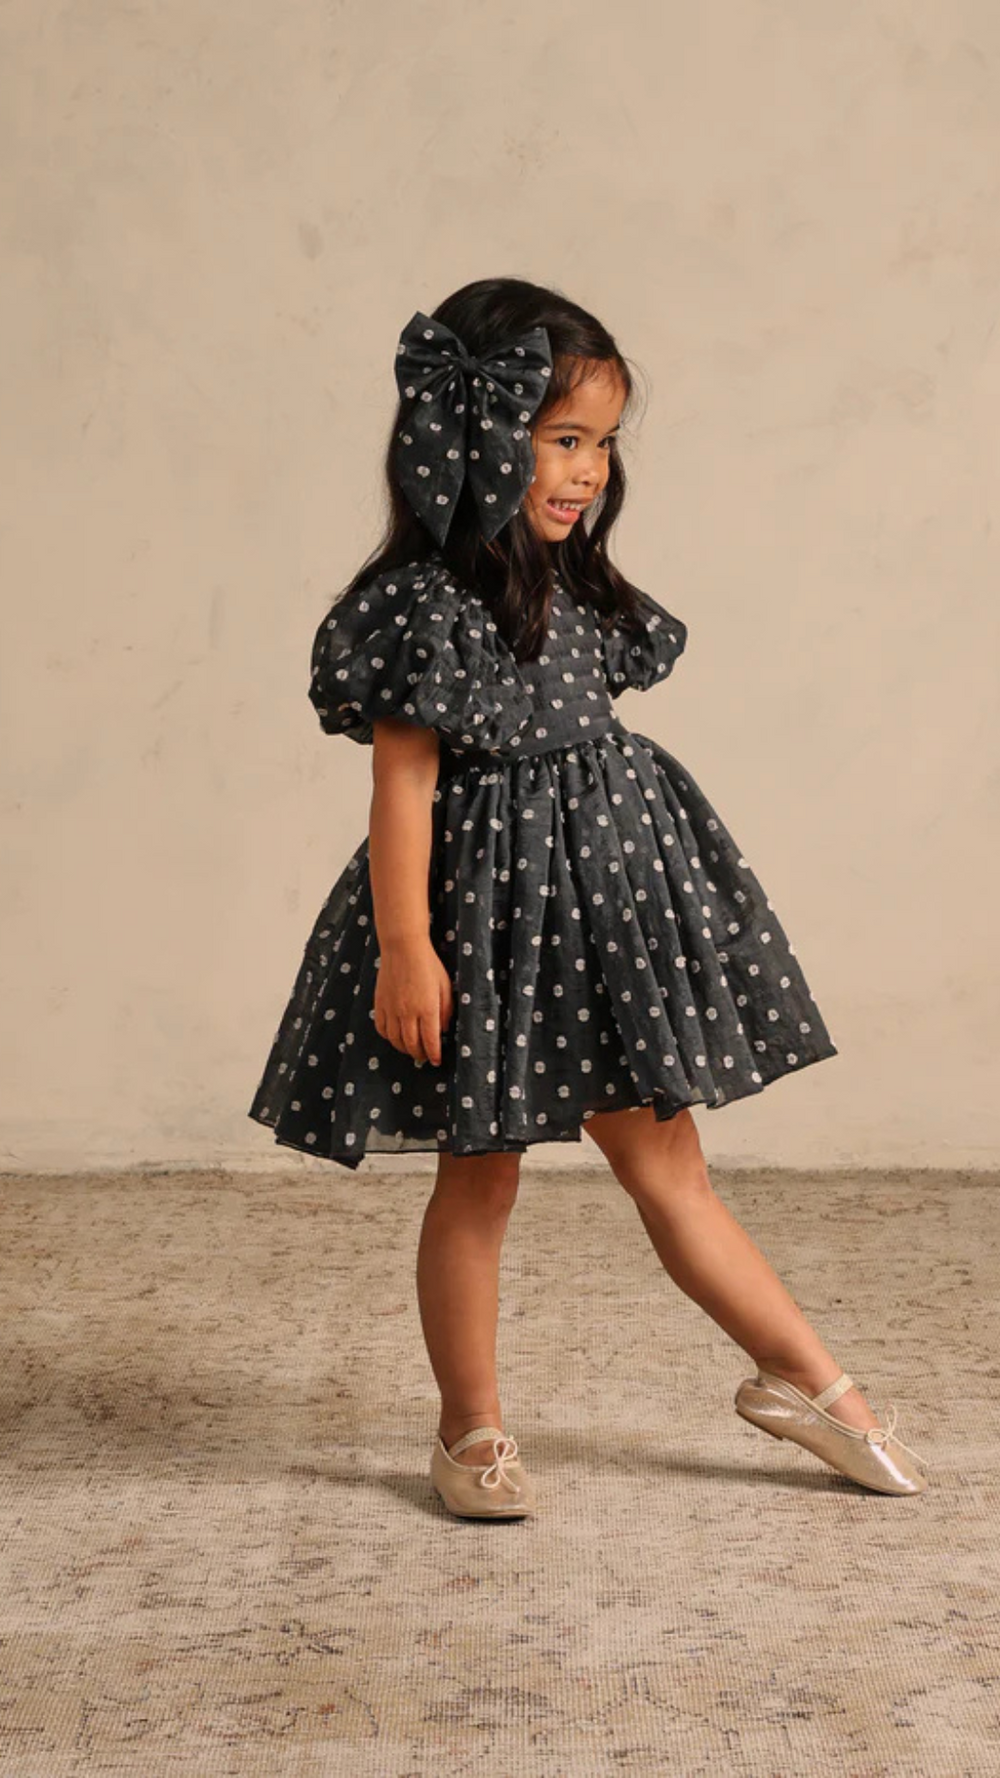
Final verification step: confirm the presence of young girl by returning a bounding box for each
[249,277,928,1517]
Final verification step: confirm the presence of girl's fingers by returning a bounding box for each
[420,1013,442,1067]
[439,977,453,1031]
[382,1008,444,1064]
[400,1015,427,1065]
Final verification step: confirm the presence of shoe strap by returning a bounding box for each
[809,1376,928,1465]
[446,1425,508,1457]
[810,1373,854,1410]
[764,1371,928,1467]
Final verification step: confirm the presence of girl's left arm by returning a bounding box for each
[368,717,453,1066]
[368,718,440,946]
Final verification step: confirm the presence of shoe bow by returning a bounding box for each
[863,1403,927,1467]
[480,1434,522,1493]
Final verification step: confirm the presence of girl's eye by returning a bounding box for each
[556,435,616,451]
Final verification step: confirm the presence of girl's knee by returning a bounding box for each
[583,1101,694,1159]
[432,1149,522,1215]
[584,1103,710,1197]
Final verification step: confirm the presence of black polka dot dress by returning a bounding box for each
[248,553,838,1169]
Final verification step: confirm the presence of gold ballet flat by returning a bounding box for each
[430,1425,536,1519]
[734,1368,928,1495]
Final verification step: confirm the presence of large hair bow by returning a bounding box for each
[392,310,553,545]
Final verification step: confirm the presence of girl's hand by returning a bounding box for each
[373,938,454,1066]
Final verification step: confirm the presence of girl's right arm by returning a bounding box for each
[368,718,454,1068]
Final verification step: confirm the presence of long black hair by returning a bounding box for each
[341,276,654,664]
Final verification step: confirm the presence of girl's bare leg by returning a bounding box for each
[583,1104,881,1431]
[416,1150,522,1466]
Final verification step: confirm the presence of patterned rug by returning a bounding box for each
[0,1163,996,1776]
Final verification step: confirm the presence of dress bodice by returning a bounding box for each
[308,555,687,760]
[460,580,625,760]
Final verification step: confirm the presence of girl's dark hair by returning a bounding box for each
[342,276,652,662]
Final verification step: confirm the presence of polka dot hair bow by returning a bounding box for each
[393,309,553,545]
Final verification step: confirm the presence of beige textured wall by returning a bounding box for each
[3,3,998,1172]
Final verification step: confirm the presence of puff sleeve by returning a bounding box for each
[308,559,535,752]
[601,588,688,696]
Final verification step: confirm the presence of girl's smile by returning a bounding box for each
[544,496,593,523]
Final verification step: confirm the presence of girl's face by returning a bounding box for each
[524,363,626,543]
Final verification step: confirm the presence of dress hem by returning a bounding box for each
[247,1039,838,1173]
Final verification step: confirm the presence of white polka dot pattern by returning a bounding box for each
[250,559,838,1168]
[307,555,688,759]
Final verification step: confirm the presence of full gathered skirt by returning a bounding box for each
[248,726,838,1169]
